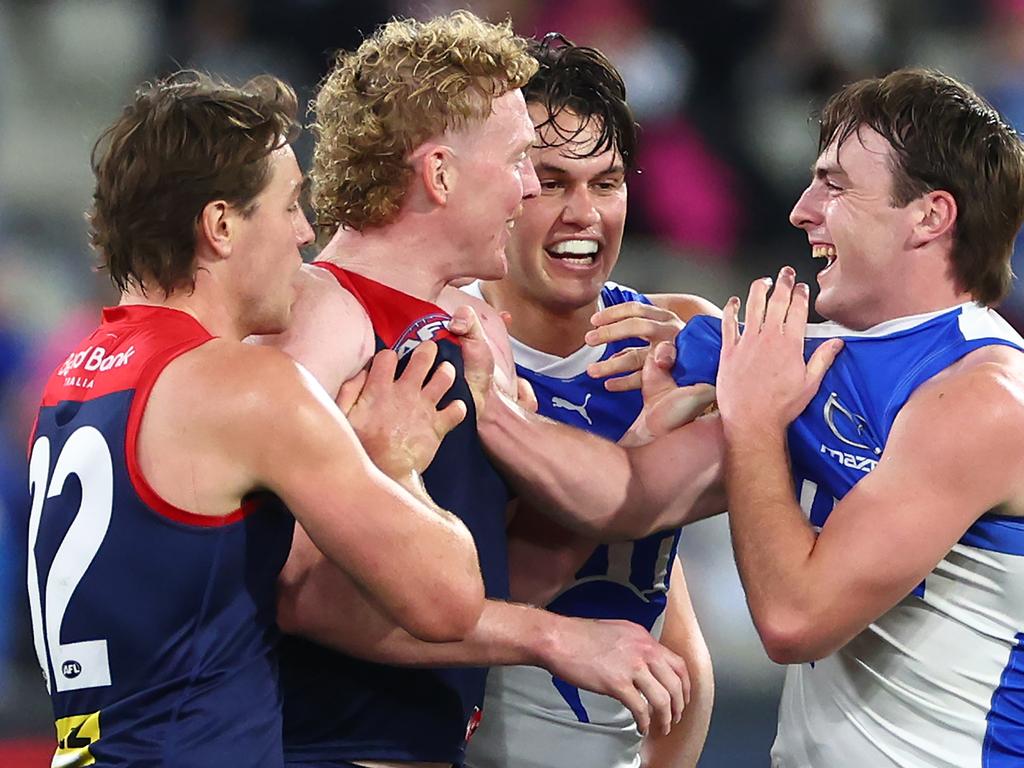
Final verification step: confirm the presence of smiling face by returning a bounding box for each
[789,125,926,330]
[501,104,627,314]
[445,88,540,281]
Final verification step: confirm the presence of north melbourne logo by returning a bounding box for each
[820,392,881,473]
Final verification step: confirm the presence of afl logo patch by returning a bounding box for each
[393,313,452,358]
[62,660,83,679]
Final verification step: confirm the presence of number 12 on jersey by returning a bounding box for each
[27,426,114,693]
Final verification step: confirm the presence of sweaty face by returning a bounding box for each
[445,89,540,280]
[503,105,627,312]
[789,125,919,330]
[232,144,314,335]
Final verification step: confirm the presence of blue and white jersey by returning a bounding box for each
[463,281,681,768]
[672,302,1024,768]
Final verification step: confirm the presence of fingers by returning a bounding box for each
[645,384,717,435]
[615,684,651,737]
[604,371,642,392]
[587,346,647,381]
[807,338,844,388]
[786,281,811,335]
[448,305,483,339]
[721,296,741,350]
[591,301,673,328]
[420,360,455,406]
[401,340,439,389]
[640,342,680,405]
[585,317,680,347]
[336,369,368,414]
[365,348,399,391]
[632,666,673,736]
[434,399,468,437]
[648,648,689,720]
[764,266,796,330]
[515,376,539,413]
[744,277,772,330]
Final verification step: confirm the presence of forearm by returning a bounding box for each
[723,424,819,660]
[479,389,724,538]
[281,549,559,668]
[642,562,713,768]
[641,650,712,768]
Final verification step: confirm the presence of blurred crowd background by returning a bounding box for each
[2,0,1023,764]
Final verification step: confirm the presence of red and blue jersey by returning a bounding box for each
[27,305,293,768]
[280,264,511,767]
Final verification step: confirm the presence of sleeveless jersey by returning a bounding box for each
[280,264,511,767]
[672,303,1024,768]
[463,281,681,768]
[27,305,294,768]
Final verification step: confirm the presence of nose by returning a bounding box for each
[562,184,600,228]
[521,156,540,200]
[789,184,822,231]
[296,209,315,246]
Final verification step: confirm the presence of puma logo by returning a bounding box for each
[551,393,592,425]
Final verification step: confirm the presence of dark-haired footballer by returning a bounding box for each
[463,36,716,768]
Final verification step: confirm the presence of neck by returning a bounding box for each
[119,279,245,340]
[319,221,457,303]
[481,281,599,358]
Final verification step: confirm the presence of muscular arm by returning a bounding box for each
[716,271,1024,662]
[726,361,1024,662]
[477,390,725,539]
[278,524,689,736]
[641,559,713,768]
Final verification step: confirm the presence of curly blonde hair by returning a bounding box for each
[311,11,538,234]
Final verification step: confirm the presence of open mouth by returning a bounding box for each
[545,238,600,267]
[812,243,837,271]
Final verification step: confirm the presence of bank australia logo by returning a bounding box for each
[392,313,451,358]
[819,392,881,473]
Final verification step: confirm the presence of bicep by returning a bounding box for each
[808,377,1023,631]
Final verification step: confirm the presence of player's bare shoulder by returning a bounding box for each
[252,263,375,397]
[439,283,516,380]
[903,342,1024,511]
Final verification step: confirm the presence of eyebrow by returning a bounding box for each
[535,161,625,176]
[811,162,849,180]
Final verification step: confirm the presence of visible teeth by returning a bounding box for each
[561,256,594,265]
[506,220,516,230]
[549,239,599,256]
[812,245,837,260]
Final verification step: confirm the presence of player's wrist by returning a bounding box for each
[530,610,572,670]
[720,411,788,446]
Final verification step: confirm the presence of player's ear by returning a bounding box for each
[197,200,235,260]
[413,143,455,206]
[908,189,956,249]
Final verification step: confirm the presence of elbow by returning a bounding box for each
[402,574,485,643]
[755,613,834,666]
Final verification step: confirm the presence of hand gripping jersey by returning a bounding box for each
[673,303,1024,768]
[462,282,682,768]
[27,305,294,768]
[279,264,511,767]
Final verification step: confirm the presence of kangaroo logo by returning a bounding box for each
[551,392,592,425]
[823,392,877,453]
